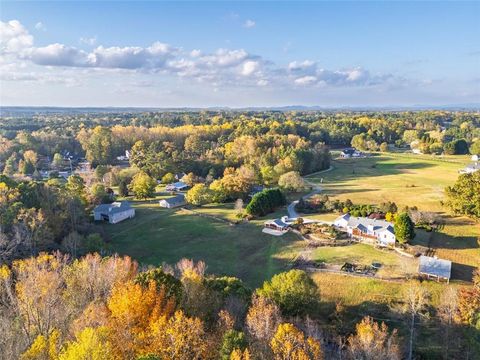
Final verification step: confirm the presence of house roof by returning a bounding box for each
[419,255,452,279]
[94,201,132,215]
[335,214,394,235]
[466,163,480,170]
[160,194,186,205]
[265,218,289,228]
[167,181,188,189]
[341,147,356,155]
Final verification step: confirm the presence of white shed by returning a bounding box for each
[93,201,135,224]
[418,255,452,283]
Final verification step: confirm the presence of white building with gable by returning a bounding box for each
[334,213,396,246]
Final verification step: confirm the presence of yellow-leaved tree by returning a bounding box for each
[270,323,323,360]
[146,310,211,360]
[347,316,401,360]
[106,280,175,358]
[20,329,61,360]
[230,348,252,360]
[58,327,114,360]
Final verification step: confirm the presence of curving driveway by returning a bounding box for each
[286,166,334,223]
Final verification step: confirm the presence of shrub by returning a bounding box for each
[258,270,318,316]
[246,188,286,217]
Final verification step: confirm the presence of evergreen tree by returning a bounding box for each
[395,212,415,244]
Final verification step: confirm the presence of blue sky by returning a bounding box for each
[1,1,479,107]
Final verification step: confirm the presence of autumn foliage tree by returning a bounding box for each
[270,323,323,360]
[347,316,401,360]
[130,171,157,199]
[106,280,176,357]
[258,270,318,316]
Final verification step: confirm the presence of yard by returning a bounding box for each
[100,200,300,288]
[305,153,480,281]
[309,243,417,278]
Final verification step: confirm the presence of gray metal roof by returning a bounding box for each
[337,214,395,234]
[94,201,132,215]
[265,218,289,228]
[419,255,452,279]
[161,194,186,205]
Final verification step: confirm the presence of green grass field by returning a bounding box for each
[306,153,480,281]
[310,243,417,277]
[306,153,470,212]
[101,200,300,288]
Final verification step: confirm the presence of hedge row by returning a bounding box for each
[246,188,286,216]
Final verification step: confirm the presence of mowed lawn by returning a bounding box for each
[101,201,300,288]
[306,153,469,212]
[306,153,480,281]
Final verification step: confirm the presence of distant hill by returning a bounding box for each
[1,103,479,116]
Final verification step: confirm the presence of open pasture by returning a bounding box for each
[306,154,479,281]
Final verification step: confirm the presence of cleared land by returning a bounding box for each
[306,153,479,281]
[101,199,300,288]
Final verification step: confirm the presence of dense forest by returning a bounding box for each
[0,110,479,359]
[1,253,479,359]
[1,109,479,260]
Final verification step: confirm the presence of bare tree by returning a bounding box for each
[438,286,458,359]
[175,258,206,277]
[246,294,282,359]
[403,282,430,360]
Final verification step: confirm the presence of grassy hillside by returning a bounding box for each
[101,200,300,288]
[306,153,470,212]
[306,153,479,281]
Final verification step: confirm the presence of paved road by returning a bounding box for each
[286,166,334,221]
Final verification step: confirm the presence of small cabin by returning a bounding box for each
[264,218,289,231]
[159,194,186,209]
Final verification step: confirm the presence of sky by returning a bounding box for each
[0,1,479,107]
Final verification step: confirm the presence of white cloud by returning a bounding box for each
[0,20,34,54]
[30,43,90,67]
[34,22,46,31]
[80,36,97,46]
[28,41,176,69]
[201,48,249,67]
[243,19,256,28]
[1,18,406,103]
[257,79,269,86]
[91,45,155,69]
[190,49,202,57]
[295,76,317,85]
[241,60,259,76]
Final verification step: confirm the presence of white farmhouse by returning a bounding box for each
[93,201,135,224]
[334,213,396,246]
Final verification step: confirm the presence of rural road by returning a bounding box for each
[286,166,334,220]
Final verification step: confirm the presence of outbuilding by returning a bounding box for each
[159,194,186,208]
[93,201,135,224]
[166,181,189,192]
[418,255,452,283]
[264,218,289,232]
